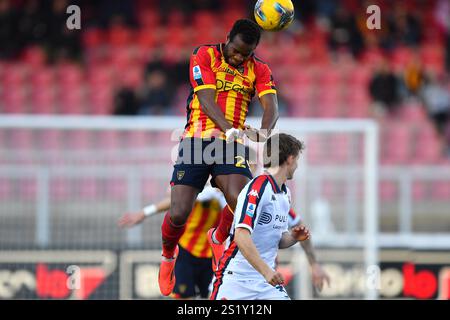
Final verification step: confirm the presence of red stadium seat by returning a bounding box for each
[108,25,133,47]
[0,179,12,200]
[89,87,114,115]
[30,87,55,114]
[21,46,47,68]
[1,88,28,113]
[379,181,398,202]
[383,125,411,164]
[137,9,160,29]
[431,181,450,201]
[412,125,441,164]
[31,68,54,87]
[412,181,427,201]
[50,178,72,201]
[18,178,37,201]
[58,87,86,114]
[9,130,34,150]
[65,131,93,150]
[56,63,84,88]
[37,129,61,150]
[104,178,127,201]
[82,28,105,49]
[329,134,350,163]
[76,178,99,200]
[125,131,149,149]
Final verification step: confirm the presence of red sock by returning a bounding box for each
[214,205,234,243]
[161,212,186,258]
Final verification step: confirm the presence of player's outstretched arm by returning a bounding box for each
[234,227,285,286]
[117,196,171,228]
[298,235,331,292]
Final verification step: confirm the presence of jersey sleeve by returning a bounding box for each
[235,175,270,233]
[288,208,301,228]
[254,62,277,98]
[190,46,217,92]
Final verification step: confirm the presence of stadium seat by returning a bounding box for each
[1,88,28,113]
[430,181,450,201]
[75,178,99,200]
[18,178,37,201]
[412,125,441,164]
[104,178,127,201]
[9,130,34,150]
[384,125,411,164]
[108,25,133,47]
[82,28,105,49]
[30,87,55,114]
[21,46,47,68]
[137,9,160,29]
[65,131,93,150]
[329,134,350,163]
[37,130,61,150]
[0,179,12,200]
[412,181,428,201]
[50,178,72,201]
[379,181,398,202]
[58,87,86,114]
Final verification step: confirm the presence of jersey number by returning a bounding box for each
[235,156,247,168]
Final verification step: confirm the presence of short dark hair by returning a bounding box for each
[263,133,304,168]
[229,19,261,46]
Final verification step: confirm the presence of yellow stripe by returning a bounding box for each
[179,203,202,248]
[193,84,216,92]
[207,48,216,69]
[188,98,201,137]
[190,200,222,258]
[258,89,277,98]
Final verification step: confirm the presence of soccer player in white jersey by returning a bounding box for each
[210,133,309,300]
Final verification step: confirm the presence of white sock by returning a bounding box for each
[211,230,221,245]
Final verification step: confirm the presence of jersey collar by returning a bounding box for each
[265,174,286,194]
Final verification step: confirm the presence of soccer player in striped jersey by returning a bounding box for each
[211,133,310,300]
[118,185,226,299]
[159,19,280,296]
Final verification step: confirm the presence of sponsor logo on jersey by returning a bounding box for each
[193,65,202,80]
[258,212,272,225]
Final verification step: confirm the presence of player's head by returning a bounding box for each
[224,19,261,68]
[263,133,304,180]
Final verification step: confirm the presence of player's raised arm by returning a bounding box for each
[245,62,279,142]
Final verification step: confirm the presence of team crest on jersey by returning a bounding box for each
[246,203,255,217]
[177,170,185,180]
[247,189,259,198]
[237,66,244,74]
[192,65,202,80]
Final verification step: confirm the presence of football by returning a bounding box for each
[254,0,295,31]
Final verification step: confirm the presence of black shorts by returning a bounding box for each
[170,138,253,190]
[173,246,214,298]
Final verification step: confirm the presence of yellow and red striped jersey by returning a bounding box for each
[179,197,222,258]
[184,43,276,139]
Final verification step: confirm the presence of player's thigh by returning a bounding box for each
[213,173,251,209]
[193,256,214,298]
[173,246,196,298]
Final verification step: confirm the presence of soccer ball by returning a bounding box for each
[254,0,295,31]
